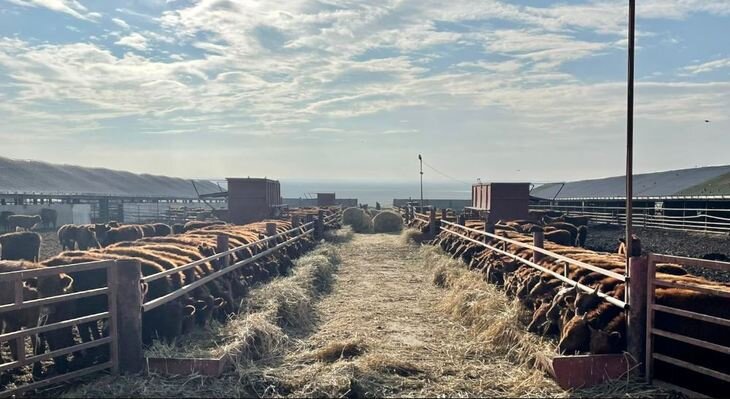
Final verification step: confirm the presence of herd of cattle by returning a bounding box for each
[409,210,730,394]
[0,216,328,380]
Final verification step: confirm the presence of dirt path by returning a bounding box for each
[266,233,562,397]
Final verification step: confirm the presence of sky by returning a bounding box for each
[0,0,728,184]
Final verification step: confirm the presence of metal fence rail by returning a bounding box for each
[438,219,627,309]
[0,260,119,398]
[646,254,730,387]
[530,204,730,235]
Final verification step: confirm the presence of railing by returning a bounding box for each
[142,222,316,312]
[530,204,730,235]
[438,219,627,309]
[646,254,730,389]
[0,208,342,396]
[0,260,119,398]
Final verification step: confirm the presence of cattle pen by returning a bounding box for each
[401,204,730,396]
[0,209,342,397]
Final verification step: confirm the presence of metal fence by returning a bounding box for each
[530,204,730,235]
[0,260,120,398]
[646,254,730,391]
[0,209,342,396]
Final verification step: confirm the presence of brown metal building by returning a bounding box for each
[227,178,281,224]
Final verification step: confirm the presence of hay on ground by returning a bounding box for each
[400,228,426,245]
[314,340,367,363]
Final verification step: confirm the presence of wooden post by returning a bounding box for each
[429,208,437,236]
[266,222,278,248]
[114,259,143,374]
[316,210,325,238]
[291,215,300,227]
[627,255,648,375]
[485,212,495,235]
[441,209,447,221]
[533,229,544,262]
[645,255,657,382]
[458,214,466,226]
[216,235,229,269]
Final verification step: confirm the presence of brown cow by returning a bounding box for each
[102,225,143,246]
[0,231,41,261]
[7,215,42,231]
[40,208,58,229]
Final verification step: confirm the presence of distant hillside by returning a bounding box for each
[0,156,221,199]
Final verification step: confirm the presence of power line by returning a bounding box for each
[421,160,472,185]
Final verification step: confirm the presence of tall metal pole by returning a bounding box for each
[625,0,636,264]
[418,154,424,211]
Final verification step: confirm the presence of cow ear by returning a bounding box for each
[618,237,626,243]
[25,278,38,288]
[61,274,74,291]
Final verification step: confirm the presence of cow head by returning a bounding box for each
[574,285,601,315]
[94,224,111,244]
[588,326,622,354]
[557,314,590,354]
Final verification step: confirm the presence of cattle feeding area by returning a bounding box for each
[405,205,730,396]
[0,208,343,397]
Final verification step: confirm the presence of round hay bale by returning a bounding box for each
[373,211,403,233]
[341,207,373,233]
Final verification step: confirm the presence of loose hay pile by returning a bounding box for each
[64,244,342,398]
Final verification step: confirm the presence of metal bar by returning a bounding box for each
[646,257,657,381]
[653,280,730,299]
[0,287,109,314]
[107,262,119,375]
[0,361,113,398]
[653,353,730,383]
[652,328,730,355]
[143,228,314,312]
[142,222,313,283]
[0,312,109,342]
[0,260,115,282]
[650,254,730,271]
[652,304,730,328]
[441,220,625,281]
[441,226,627,309]
[0,336,112,373]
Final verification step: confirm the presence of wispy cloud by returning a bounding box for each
[115,32,148,51]
[4,0,98,21]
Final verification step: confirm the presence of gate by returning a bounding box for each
[645,254,730,395]
[0,260,122,398]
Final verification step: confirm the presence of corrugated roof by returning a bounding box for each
[0,156,221,199]
[531,165,730,200]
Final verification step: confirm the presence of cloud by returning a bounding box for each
[683,58,730,74]
[115,32,148,51]
[5,0,98,21]
[111,17,130,29]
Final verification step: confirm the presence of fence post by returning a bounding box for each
[627,255,648,375]
[216,235,229,269]
[441,209,447,221]
[532,229,544,262]
[316,210,325,238]
[429,208,437,236]
[114,259,143,374]
[484,212,495,235]
[291,215,300,227]
[458,214,466,226]
[266,222,278,248]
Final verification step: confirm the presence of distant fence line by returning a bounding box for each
[392,198,471,211]
[530,204,730,235]
[282,198,358,208]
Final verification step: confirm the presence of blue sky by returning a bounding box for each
[0,0,728,183]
